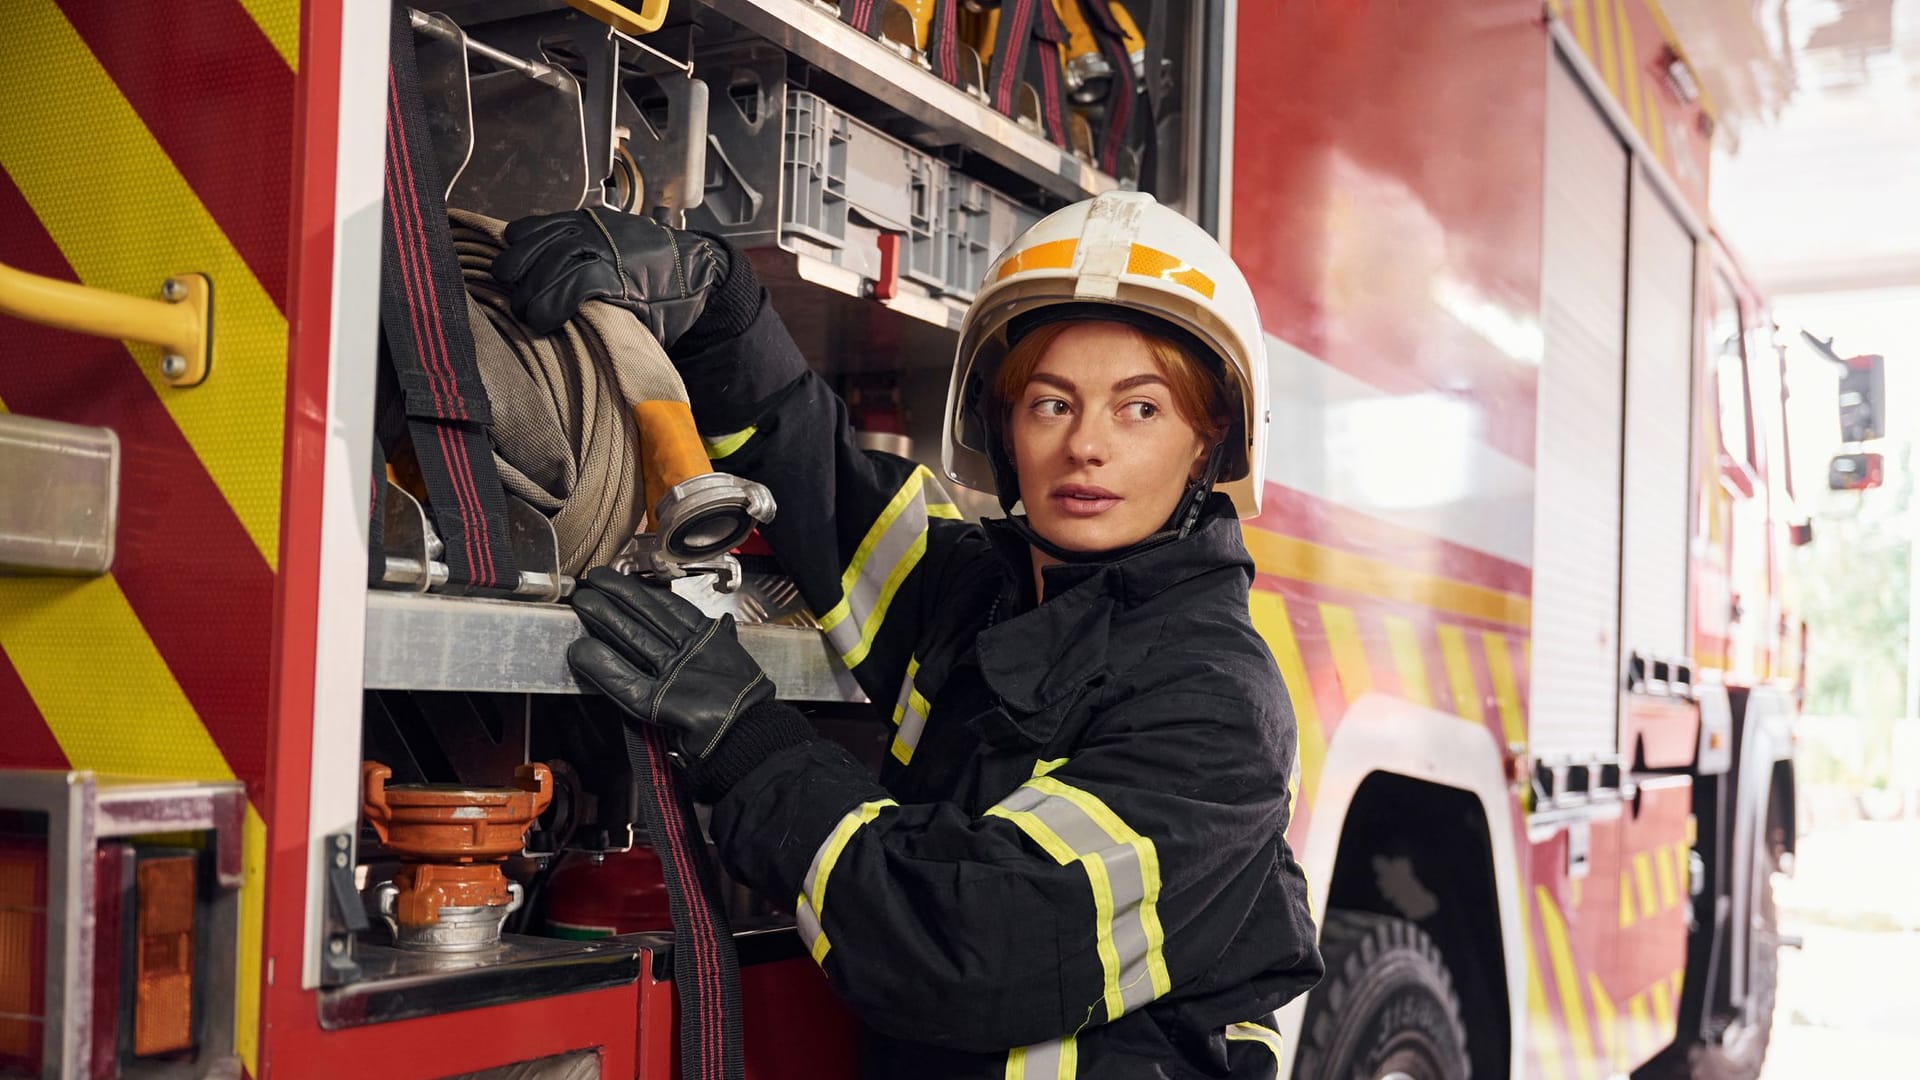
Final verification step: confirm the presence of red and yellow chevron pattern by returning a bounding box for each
[0,1,302,1071]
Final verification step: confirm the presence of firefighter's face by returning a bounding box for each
[1008,321,1212,554]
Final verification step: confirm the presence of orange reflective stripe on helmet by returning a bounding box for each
[995,238,1080,282]
[1124,244,1216,299]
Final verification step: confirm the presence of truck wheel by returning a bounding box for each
[1295,910,1472,1080]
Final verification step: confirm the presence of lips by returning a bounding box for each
[1049,483,1122,517]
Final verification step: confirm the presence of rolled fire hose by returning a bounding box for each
[449,210,773,580]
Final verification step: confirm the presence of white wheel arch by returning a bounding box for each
[1275,694,1527,1080]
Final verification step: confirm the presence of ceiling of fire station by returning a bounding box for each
[1668,0,1920,295]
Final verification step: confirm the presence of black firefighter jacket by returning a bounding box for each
[680,291,1324,1079]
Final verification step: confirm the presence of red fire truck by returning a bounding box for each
[0,0,1826,1077]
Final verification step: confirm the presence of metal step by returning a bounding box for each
[362,589,866,702]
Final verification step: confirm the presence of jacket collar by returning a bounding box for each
[971,496,1252,720]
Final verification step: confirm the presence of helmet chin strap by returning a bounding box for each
[1005,443,1226,567]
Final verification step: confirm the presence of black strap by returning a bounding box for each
[1079,0,1141,175]
[623,722,744,1080]
[380,5,519,589]
[984,0,1035,117]
[925,0,967,87]
[1028,0,1072,147]
[982,0,1072,147]
[838,0,886,38]
[1133,0,1170,188]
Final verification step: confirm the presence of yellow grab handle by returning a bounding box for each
[566,0,669,35]
[0,262,211,387]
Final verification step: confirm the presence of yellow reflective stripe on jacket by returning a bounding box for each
[1225,1019,1285,1064]
[819,466,960,669]
[1005,1035,1077,1080]
[703,426,757,460]
[985,772,1172,1020]
[890,656,931,765]
[795,799,896,965]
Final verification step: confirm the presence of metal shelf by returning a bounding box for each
[363,590,866,702]
[699,0,1118,203]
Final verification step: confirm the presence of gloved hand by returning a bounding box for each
[569,566,776,760]
[493,208,728,345]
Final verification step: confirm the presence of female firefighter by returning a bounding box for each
[494,191,1323,1078]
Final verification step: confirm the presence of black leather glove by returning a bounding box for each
[568,567,777,761]
[493,208,728,344]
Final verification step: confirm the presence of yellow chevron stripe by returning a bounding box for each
[237,0,301,71]
[1634,852,1659,919]
[1483,633,1527,749]
[0,577,233,778]
[0,0,286,568]
[1655,844,1679,909]
[1436,624,1484,723]
[1536,887,1600,1080]
[1318,604,1372,704]
[1646,92,1668,165]
[1242,527,1529,629]
[1670,968,1683,1004]
[1525,891,1568,1080]
[1593,0,1621,97]
[1384,615,1433,707]
[1627,993,1652,1061]
[1588,972,1618,1072]
[1674,839,1693,896]
[1613,0,1644,131]
[1619,871,1637,929]
[1248,592,1327,803]
[1649,976,1674,1032]
[1570,0,1595,55]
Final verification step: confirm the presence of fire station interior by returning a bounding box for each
[337,0,1217,1022]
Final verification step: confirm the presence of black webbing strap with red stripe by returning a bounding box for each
[837,0,886,38]
[624,723,744,1080]
[1028,0,1073,148]
[379,6,519,589]
[925,0,966,87]
[983,0,1070,148]
[984,0,1032,117]
[1078,0,1141,175]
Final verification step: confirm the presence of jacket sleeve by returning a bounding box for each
[672,270,974,708]
[708,680,1320,1053]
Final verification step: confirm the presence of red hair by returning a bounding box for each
[993,319,1229,444]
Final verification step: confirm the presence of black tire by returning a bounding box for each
[1640,838,1779,1080]
[1295,910,1472,1080]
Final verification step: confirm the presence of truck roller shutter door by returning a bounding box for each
[1619,169,1696,705]
[1531,57,1629,762]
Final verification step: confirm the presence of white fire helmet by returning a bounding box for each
[941,190,1270,518]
